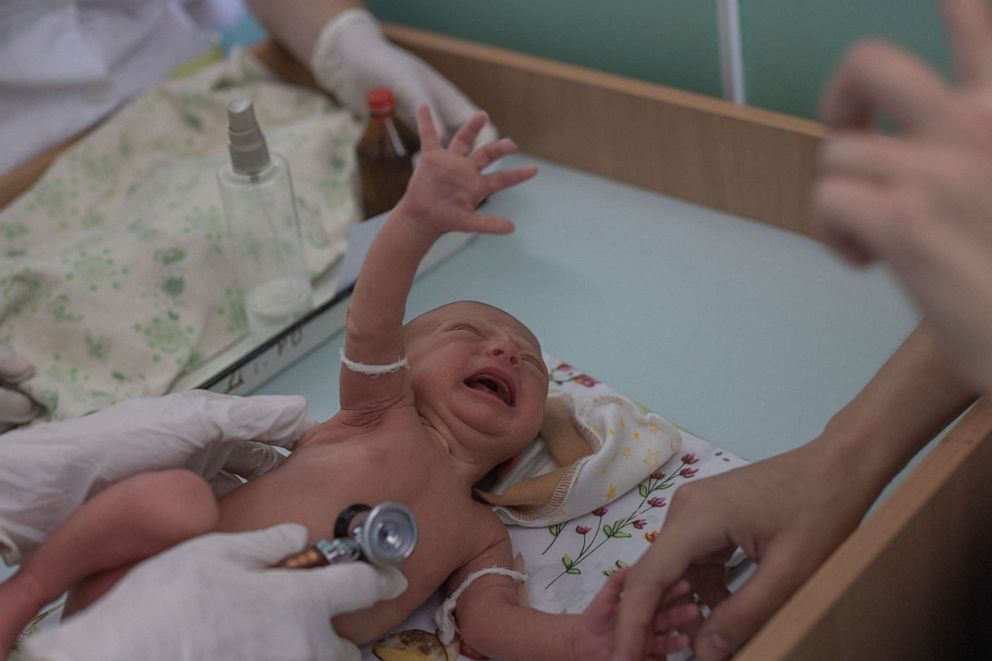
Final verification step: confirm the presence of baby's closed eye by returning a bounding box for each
[452,324,483,337]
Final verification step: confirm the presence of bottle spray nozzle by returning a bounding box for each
[226,98,271,175]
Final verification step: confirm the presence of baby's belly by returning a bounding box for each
[214,442,480,643]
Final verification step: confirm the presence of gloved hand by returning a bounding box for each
[0,390,312,564]
[311,9,498,148]
[0,343,38,432]
[21,524,407,661]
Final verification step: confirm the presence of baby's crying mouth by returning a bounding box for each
[464,375,513,406]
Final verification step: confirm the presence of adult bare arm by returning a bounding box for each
[613,323,977,660]
[814,0,992,394]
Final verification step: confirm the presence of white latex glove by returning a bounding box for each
[0,344,39,432]
[311,9,499,148]
[0,390,313,564]
[21,523,407,661]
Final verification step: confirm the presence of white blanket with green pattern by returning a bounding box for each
[0,52,360,420]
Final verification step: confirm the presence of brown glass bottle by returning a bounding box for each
[356,88,419,219]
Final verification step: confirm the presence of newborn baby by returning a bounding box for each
[0,109,692,660]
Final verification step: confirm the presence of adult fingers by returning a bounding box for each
[222,441,286,480]
[209,470,244,498]
[942,0,992,88]
[820,40,954,137]
[646,629,692,657]
[0,345,34,383]
[208,523,309,566]
[389,65,446,143]
[195,391,311,449]
[304,564,408,615]
[0,345,38,428]
[687,561,733,612]
[819,132,927,184]
[811,177,897,265]
[694,547,808,661]
[650,592,698,633]
[613,529,705,661]
[0,387,39,427]
[419,58,497,146]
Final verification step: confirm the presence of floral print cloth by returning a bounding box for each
[10,355,748,659]
[478,354,683,527]
[360,358,748,660]
[0,51,361,420]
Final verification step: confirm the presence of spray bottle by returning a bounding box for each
[217,98,313,341]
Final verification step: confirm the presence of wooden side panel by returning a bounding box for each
[740,400,992,660]
[383,24,826,235]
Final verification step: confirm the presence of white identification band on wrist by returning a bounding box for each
[339,349,409,376]
[434,567,528,644]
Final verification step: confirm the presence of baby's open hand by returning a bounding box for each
[395,107,537,238]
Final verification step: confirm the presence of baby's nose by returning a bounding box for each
[487,340,520,366]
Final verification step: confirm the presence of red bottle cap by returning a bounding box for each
[367,88,395,114]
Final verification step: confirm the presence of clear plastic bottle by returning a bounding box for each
[217,98,313,341]
[356,88,419,219]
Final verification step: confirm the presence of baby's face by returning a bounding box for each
[405,302,549,460]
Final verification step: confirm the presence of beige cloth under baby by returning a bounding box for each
[476,392,682,526]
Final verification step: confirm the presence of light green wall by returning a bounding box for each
[367,0,955,121]
[366,0,723,98]
[225,1,958,121]
[740,0,953,119]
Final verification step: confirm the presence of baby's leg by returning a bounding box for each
[0,469,217,654]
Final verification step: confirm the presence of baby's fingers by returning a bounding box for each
[417,105,442,151]
[448,112,489,156]
[654,601,702,637]
[647,630,692,657]
[472,138,518,170]
[484,165,538,195]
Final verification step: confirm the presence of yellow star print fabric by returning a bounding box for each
[477,355,682,527]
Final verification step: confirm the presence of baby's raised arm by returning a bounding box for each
[340,108,537,413]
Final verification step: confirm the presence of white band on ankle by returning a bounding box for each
[339,349,409,376]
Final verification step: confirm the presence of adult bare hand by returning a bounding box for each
[613,439,872,660]
[814,0,992,393]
